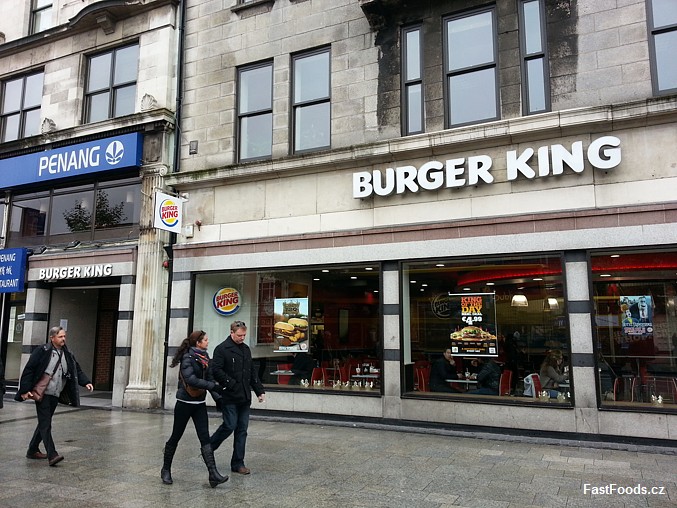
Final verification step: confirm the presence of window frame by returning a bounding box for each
[0,71,44,142]
[291,46,331,154]
[443,6,500,129]
[401,24,425,136]
[646,0,677,96]
[236,60,274,163]
[84,43,139,124]
[518,0,551,115]
[30,0,53,35]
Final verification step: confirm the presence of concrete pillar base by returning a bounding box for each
[122,387,160,409]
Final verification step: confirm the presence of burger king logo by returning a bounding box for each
[159,198,180,228]
[213,287,240,316]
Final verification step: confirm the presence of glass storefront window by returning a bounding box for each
[592,250,677,408]
[8,191,49,245]
[402,254,570,404]
[192,264,381,391]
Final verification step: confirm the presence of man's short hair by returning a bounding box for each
[49,326,64,338]
[231,320,247,332]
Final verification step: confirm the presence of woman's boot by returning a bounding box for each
[161,443,177,484]
[200,443,228,488]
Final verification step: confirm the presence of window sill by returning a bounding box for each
[232,0,275,15]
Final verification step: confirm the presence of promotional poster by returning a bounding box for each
[273,297,310,352]
[448,293,498,357]
[620,295,653,337]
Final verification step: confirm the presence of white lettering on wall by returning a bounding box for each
[38,146,101,177]
[353,136,622,198]
[38,264,113,281]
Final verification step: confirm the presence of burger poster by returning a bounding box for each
[273,297,310,352]
[448,293,498,357]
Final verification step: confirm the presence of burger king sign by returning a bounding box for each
[213,287,241,316]
[153,191,183,233]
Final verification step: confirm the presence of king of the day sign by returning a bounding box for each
[448,293,498,357]
[353,135,621,198]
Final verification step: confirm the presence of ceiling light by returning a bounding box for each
[350,276,357,280]
[365,267,373,271]
[610,254,620,258]
[313,278,320,281]
[486,282,495,286]
[511,294,528,307]
[322,269,329,273]
[533,277,543,281]
[436,264,445,267]
[600,274,611,277]
[422,284,428,287]
[463,287,471,291]
[410,280,416,284]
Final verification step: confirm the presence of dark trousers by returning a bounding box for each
[28,394,60,459]
[210,402,250,469]
[166,400,210,448]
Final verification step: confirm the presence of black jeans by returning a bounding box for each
[28,394,60,458]
[166,400,210,448]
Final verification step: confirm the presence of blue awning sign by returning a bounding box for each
[0,133,142,189]
[0,248,28,293]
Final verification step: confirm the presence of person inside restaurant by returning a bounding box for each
[429,349,462,393]
[539,350,568,398]
[466,357,501,395]
[289,352,315,385]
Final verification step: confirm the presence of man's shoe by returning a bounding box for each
[48,455,64,467]
[26,451,48,460]
[232,466,250,475]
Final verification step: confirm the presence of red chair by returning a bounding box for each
[323,366,347,384]
[415,364,431,392]
[499,370,512,396]
[276,363,293,385]
[310,367,325,385]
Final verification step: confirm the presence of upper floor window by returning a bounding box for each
[85,44,139,123]
[292,47,330,153]
[647,0,677,95]
[1,71,44,142]
[519,0,550,114]
[30,0,53,34]
[7,177,141,247]
[402,25,424,135]
[443,8,499,127]
[238,61,273,162]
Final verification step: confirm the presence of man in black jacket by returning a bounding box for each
[209,320,265,475]
[15,326,93,466]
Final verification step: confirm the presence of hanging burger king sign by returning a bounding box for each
[213,287,241,316]
[153,191,183,233]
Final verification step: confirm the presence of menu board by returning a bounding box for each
[448,293,498,357]
[620,295,653,337]
[273,297,310,352]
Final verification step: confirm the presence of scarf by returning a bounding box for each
[191,347,209,369]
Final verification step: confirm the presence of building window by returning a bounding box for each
[592,249,677,408]
[519,0,550,114]
[85,44,139,123]
[7,177,141,246]
[402,254,570,403]
[292,47,331,153]
[30,0,53,34]
[443,8,499,127]
[647,0,677,95]
[1,72,44,142]
[402,25,424,135]
[237,62,273,162]
[193,264,381,390]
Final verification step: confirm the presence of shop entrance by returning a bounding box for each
[49,286,119,391]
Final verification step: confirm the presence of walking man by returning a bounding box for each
[15,326,93,466]
[210,320,265,475]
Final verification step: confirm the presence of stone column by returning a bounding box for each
[123,165,169,408]
[564,250,600,435]
[382,261,402,420]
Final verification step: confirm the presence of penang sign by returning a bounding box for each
[0,248,28,293]
[0,133,143,189]
[353,136,621,198]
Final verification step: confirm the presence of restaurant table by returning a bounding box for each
[446,379,478,391]
[351,374,380,380]
[270,370,294,376]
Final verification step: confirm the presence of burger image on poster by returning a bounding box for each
[274,318,309,350]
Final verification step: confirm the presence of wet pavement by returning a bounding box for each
[1,393,676,507]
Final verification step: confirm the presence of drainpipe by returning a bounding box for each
[161,0,187,408]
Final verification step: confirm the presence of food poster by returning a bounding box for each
[619,295,653,337]
[273,297,310,352]
[448,293,498,357]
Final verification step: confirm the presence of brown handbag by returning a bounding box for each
[29,349,63,402]
[30,372,52,402]
[179,371,206,398]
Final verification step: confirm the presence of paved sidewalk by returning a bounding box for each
[0,396,675,507]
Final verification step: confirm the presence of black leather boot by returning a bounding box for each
[200,443,228,488]
[161,443,177,485]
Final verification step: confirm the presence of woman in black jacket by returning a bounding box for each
[161,330,228,488]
